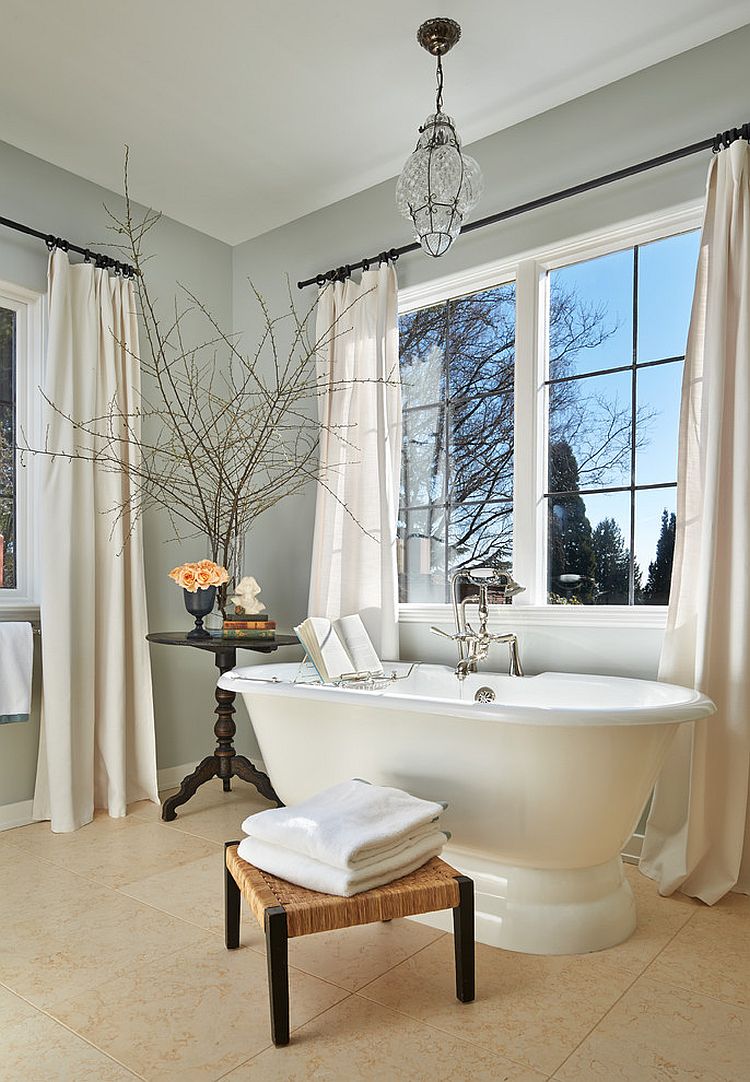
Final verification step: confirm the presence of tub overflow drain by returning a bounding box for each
[474,686,496,703]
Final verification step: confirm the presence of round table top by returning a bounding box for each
[146,632,299,653]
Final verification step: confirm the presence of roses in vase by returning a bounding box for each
[168,559,229,592]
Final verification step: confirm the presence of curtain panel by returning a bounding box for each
[33,250,158,832]
[641,139,750,901]
[308,264,402,659]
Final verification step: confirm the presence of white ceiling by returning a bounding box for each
[1,1,749,245]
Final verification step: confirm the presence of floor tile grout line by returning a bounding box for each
[212,993,359,1080]
[0,978,148,1080]
[353,991,551,1077]
[351,930,451,996]
[0,833,137,890]
[6,938,221,1027]
[5,839,222,893]
[642,971,750,1013]
[111,885,227,939]
[548,913,701,1079]
[349,943,553,1070]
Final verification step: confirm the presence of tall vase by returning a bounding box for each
[184,586,216,639]
[219,535,246,617]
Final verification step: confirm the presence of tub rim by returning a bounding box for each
[218,661,716,728]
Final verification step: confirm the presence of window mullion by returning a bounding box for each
[512,259,544,605]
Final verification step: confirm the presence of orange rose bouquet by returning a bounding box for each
[168,560,229,593]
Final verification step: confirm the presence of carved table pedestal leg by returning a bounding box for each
[161,648,282,820]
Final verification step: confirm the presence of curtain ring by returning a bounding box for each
[45,235,56,251]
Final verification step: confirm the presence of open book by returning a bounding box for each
[294,614,383,683]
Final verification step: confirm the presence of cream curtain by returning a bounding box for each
[33,250,158,832]
[640,139,750,901]
[308,264,402,659]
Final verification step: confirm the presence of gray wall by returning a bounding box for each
[0,139,239,808]
[230,26,750,679]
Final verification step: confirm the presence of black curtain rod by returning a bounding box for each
[0,214,137,277]
[297,122,750,289]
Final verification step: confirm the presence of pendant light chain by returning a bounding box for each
[435,54,444,114]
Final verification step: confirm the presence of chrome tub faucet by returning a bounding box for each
[431,566,525,680]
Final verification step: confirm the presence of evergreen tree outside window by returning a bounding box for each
[546,230,700,605]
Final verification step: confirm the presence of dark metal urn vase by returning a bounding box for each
[184,586,217,640]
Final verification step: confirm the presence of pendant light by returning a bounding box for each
[395,17,484,258]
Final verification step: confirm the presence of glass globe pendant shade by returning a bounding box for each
[396,112,483,258]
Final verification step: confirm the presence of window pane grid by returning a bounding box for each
[544,352,687,387]
[546,229,698,606]
[399,283,515,602]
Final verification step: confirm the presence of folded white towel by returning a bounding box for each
[237,829,447,897]
[0,622,33,724]
[240,779,446,871]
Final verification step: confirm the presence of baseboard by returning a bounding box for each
[157,761,199,790]
[622,832,644,864]
[0,799,34,832]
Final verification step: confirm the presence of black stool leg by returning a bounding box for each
[452,875,475,1003]
[224,842,241,950]
[265,905,289,1046]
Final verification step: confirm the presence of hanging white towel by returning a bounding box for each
[237,830,447,897]
[0,622,33,724]
[240,779,446,870]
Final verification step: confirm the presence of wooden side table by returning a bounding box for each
[146,632,298,821]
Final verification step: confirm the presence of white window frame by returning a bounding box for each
[398,200,704,629]
[0,279,44,614]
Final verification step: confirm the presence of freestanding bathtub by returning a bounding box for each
[219,661,714,955]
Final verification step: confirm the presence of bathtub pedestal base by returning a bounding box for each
[414,848,636,956]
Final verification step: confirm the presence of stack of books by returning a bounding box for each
[212,613,276,640]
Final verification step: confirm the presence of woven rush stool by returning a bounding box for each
[224,841,475,1046]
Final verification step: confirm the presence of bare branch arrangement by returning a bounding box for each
[29,153,381,613]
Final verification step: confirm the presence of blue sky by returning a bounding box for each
[550,229,700,572]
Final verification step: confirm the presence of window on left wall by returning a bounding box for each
[0,306,17,587]
[0,281,42,608]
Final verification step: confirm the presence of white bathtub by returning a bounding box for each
[219,661,714,955]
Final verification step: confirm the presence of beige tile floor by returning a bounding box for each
[1,779,748,1081]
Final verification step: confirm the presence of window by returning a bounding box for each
[545,230,700,605]
[0,281,42,608]
[0,307,15,588]
[398,283,515,602]
[397,210,702,612]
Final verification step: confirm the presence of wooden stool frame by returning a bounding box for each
[224,841,475,1047]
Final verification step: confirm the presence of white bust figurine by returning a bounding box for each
[229,575,265,615]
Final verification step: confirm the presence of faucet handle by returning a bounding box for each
[430,626,473,644]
